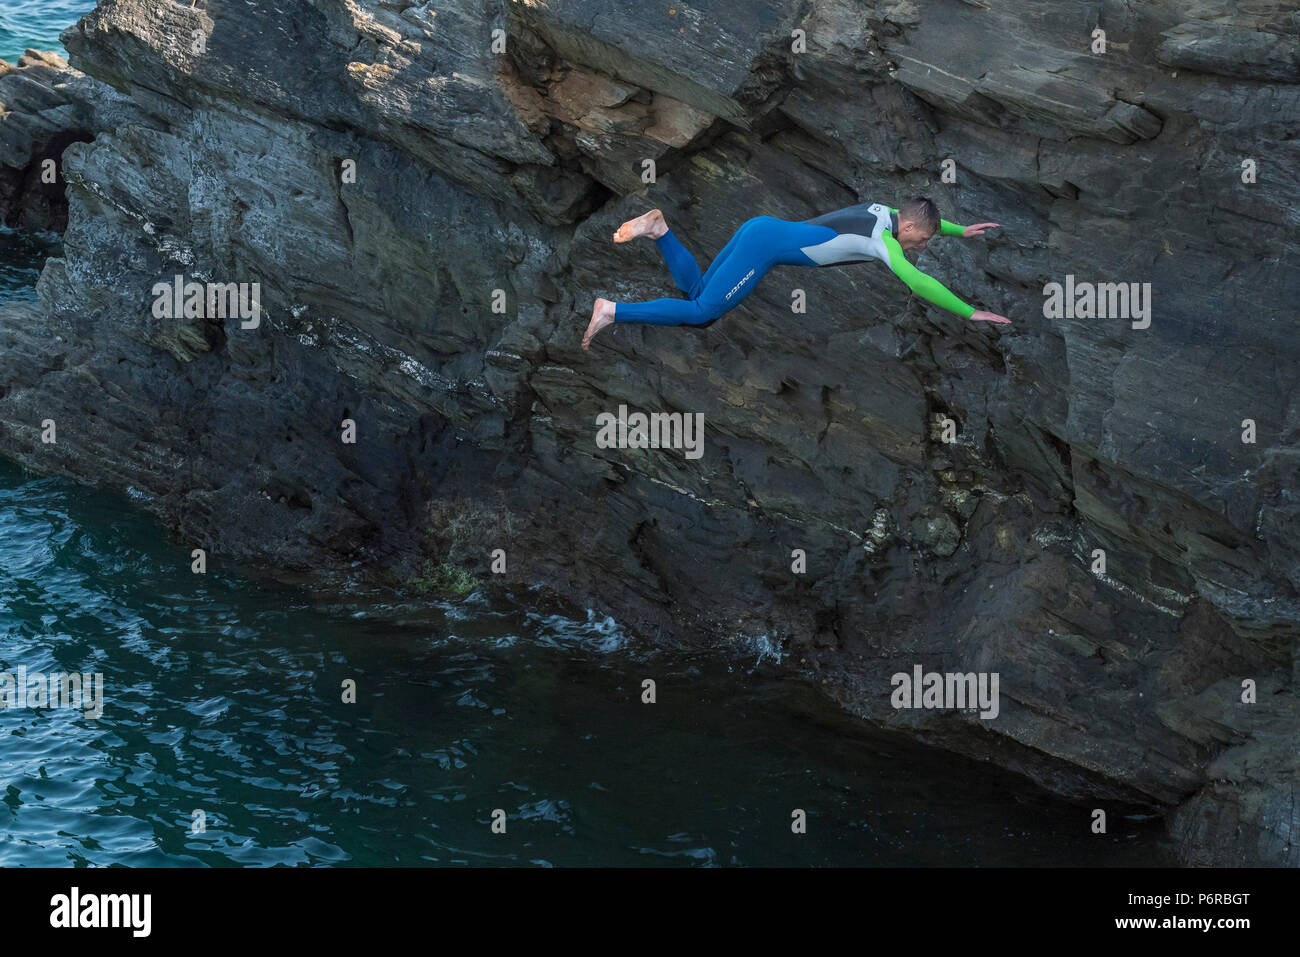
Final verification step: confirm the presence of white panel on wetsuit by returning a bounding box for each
[798,202,892,267]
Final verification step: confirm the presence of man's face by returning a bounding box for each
[897,219,934,252]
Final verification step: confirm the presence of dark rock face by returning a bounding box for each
[0,0,1295,864]
[0,47,151,230]
[0,51,89,230]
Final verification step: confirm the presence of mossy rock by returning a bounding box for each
[412,561,482,599]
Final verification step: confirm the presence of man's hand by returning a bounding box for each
[971,310,1011,324]
[962,222,1000,238]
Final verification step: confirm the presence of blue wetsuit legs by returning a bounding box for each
[654,230,703,295]
[614,217,835,327]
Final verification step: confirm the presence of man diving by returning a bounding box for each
[581,197,1010,349]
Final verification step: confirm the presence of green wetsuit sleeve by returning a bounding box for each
[888,207,965,237]
[881,232,975,319]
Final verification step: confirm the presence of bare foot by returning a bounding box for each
[613,209,667,243]
[582,298,616,350]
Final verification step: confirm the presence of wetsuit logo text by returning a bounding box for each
[725,268,756,301]
[595,404,704,460]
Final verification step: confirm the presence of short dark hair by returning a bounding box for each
[898,196,940,235]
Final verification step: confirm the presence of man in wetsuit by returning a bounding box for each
[581,197,1010,349]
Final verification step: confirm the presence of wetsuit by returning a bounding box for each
[613,203,973,327]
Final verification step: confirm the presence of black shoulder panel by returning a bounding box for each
[803,203,881,238]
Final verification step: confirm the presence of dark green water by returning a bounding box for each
[0,0,1177,868]
[0,460,1177,867]
[0,226,58,298]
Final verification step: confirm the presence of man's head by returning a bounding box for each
[896,196,940,252]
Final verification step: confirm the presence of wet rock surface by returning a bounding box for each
[0,0,1295,864]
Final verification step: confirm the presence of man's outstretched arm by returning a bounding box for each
[881,233,1010,323]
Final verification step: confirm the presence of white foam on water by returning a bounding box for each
[739,631,785,667]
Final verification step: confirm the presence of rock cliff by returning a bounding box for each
[0,0,1296,864]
